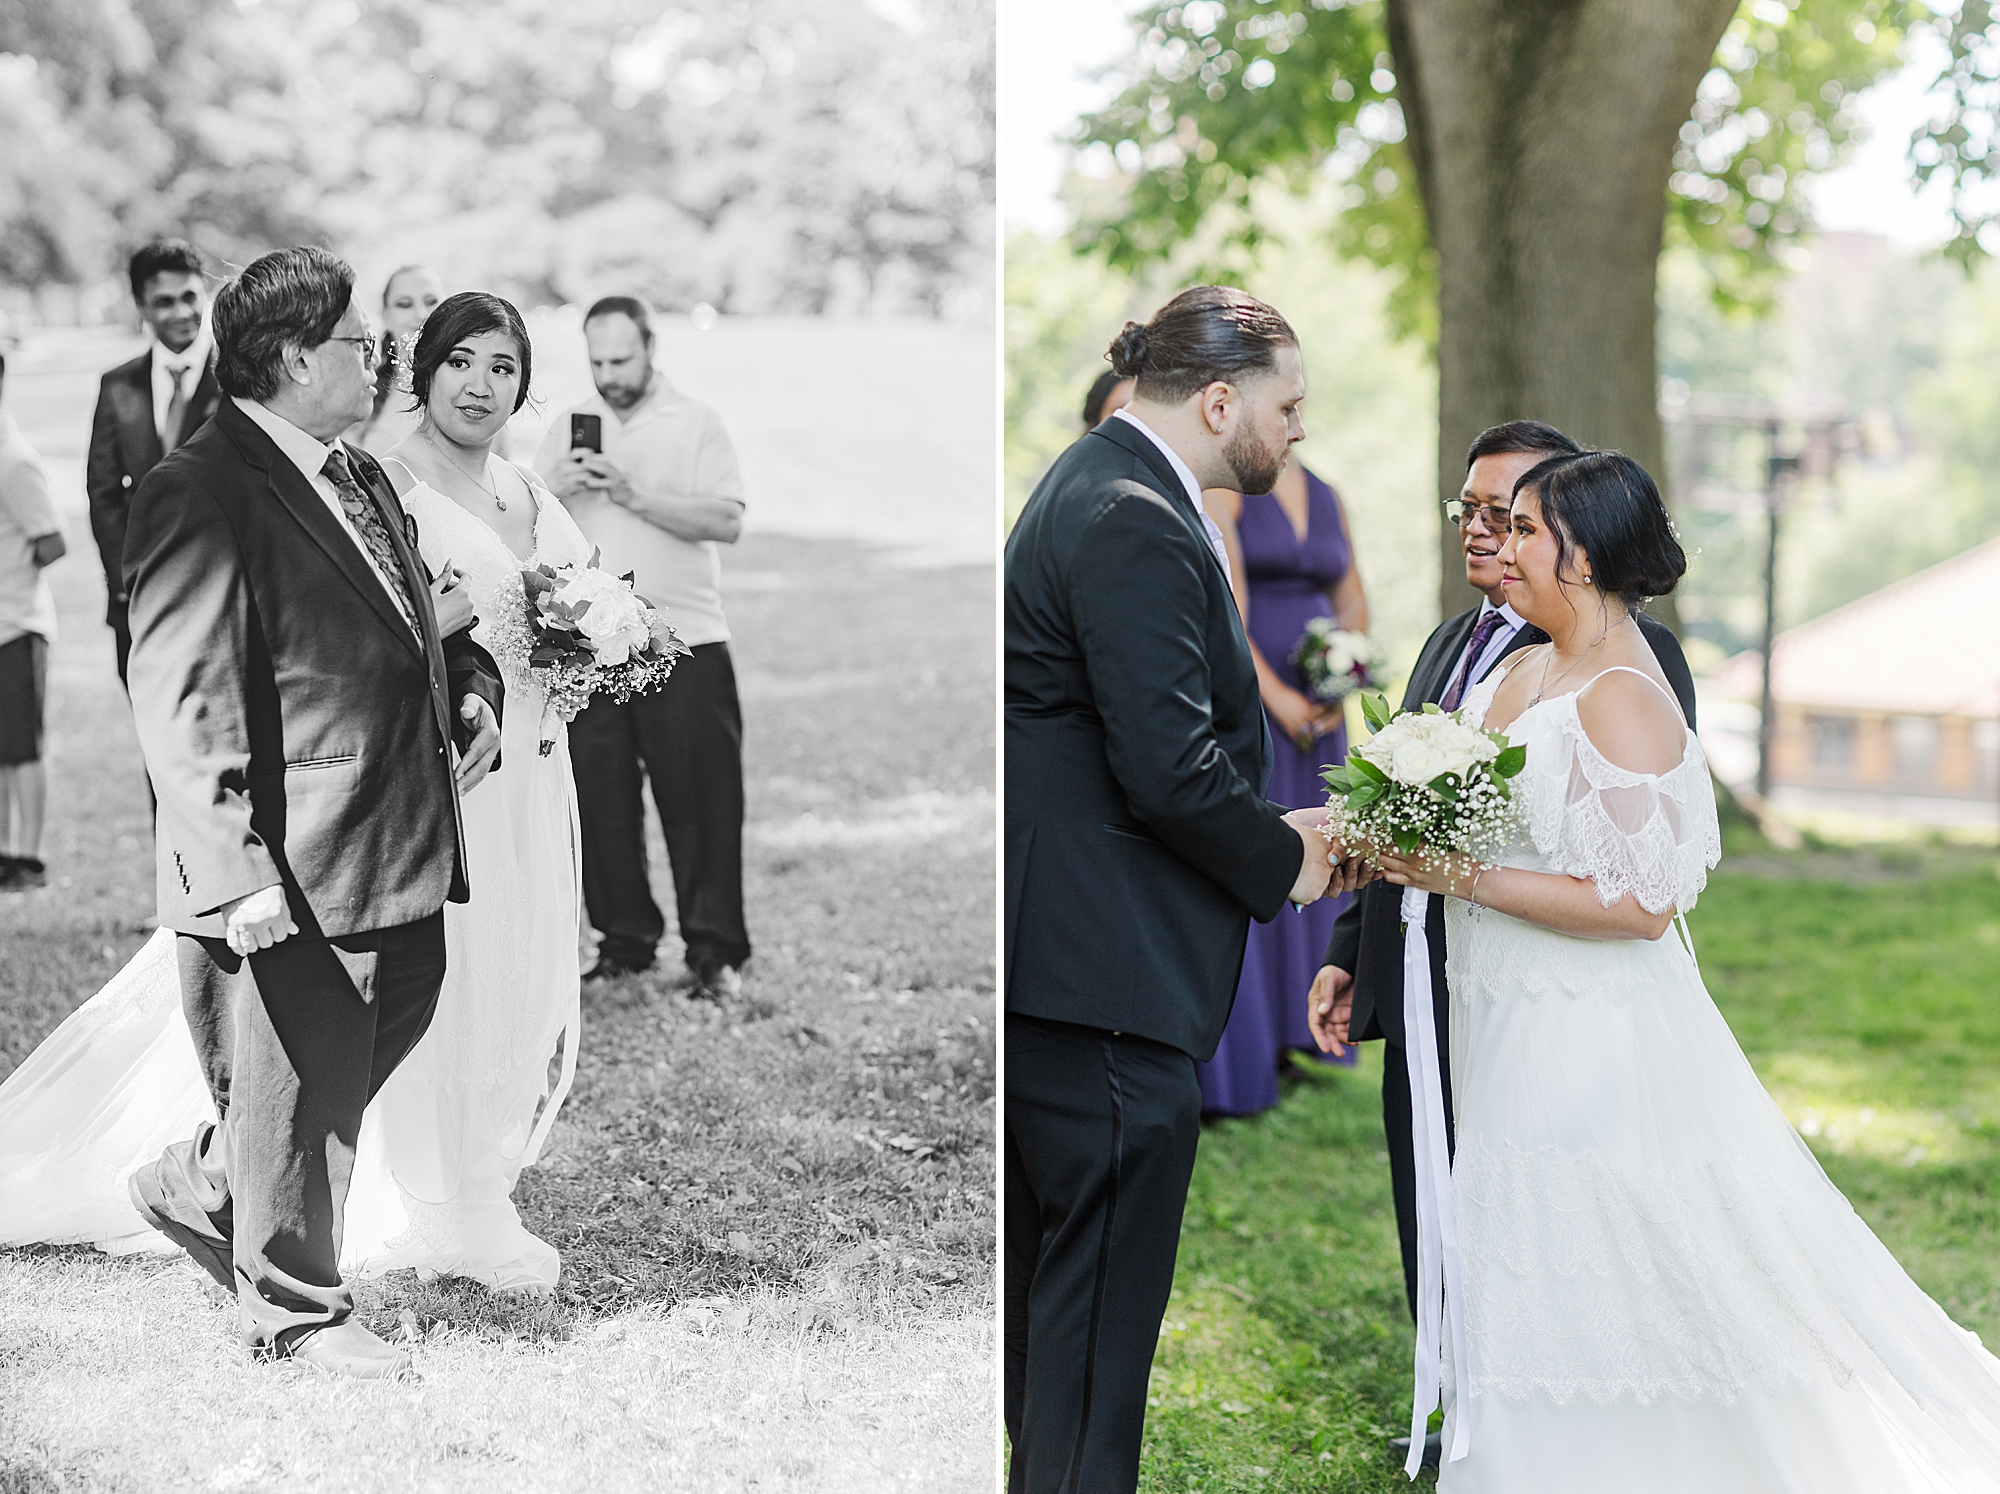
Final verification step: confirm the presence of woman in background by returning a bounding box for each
[1198,455,1368,1115]
[352,263,443,455]
[1080,367,1133,431]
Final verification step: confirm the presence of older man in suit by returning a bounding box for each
[87,239,224,688]
[122,246,503,1380]
[1308,418,1696,1469]
[1005,287,1377,1494]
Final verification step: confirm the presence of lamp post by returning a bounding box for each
[1661,398,1856,803]
[1757,432,1801,801]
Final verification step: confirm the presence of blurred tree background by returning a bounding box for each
[0,0,994,322]
[1007,0,2000,670]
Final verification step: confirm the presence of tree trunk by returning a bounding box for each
[1386,0,1735,627]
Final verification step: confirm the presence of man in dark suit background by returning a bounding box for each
[1307,419,1697,1468]
[121,246,503,1381]
[87,238,224,688]
[1005,287,1370,1493]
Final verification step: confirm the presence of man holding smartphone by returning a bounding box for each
[533,295,751,998]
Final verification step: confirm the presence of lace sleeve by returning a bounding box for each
[1523,703,1722,914]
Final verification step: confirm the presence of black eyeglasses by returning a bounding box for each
[1442,497,1513,532]
[325,335,380,367]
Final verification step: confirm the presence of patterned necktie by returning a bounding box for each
[321,447,421,636]
[163,364,191,451]
[1439,610,1504,712]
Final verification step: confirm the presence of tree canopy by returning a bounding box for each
[1071,0,2000,336]
[0,0,993,316]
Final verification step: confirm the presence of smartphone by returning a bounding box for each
[570,413,603,454]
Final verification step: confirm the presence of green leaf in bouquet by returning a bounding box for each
[522,568,557,599]
[1321,765,1356,793]
[1421,702,1442,715]
[1360,692,1393,733]
[1493,744,1527,777]
[1348,782,1385,808]
[621,571,636,585]
[1393,824,1420,854]
[1428,774,1460,801]
[1349,753,1388,784]
[588,546,603,569]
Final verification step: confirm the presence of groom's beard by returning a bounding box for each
[1225,423,1287,497]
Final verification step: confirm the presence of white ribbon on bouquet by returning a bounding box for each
[1401,884,1471,1476]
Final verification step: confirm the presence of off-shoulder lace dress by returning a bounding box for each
[1435,665,2000,1493]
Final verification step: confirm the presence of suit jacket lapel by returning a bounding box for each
[188,357,223,432]
[217,401,425,657]
[344,443,456,745]
[126,352,165,472]
[1089,421,1227,580]
[1412,609,1479,707]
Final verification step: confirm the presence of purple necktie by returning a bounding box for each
[1439,610,1504,712]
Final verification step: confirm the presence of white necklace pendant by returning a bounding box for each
[494,496,507,511]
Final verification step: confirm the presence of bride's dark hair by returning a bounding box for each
[407,291,534,414]
[1512,450,1686,603]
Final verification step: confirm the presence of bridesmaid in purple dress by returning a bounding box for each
[1199,462,1368,1115]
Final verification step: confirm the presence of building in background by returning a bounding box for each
[1714,535,2000,828]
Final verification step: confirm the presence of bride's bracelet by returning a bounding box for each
[1468,866,1488,906]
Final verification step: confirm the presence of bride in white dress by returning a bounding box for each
[0,292,589,1295]
[1373,451,2000,1491]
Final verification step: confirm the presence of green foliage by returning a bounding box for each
[0,0,993,315]
[1068,0,1999,336]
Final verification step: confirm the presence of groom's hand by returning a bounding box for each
[1307,964,1353,1056]
[221,884,297,957]
[454,695,501,791]
[1283,806,1335,905]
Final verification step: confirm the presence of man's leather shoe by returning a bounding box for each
[1389,1432,1443,1470]
[690,963,742,1002]
[275,1319,415,1381]
[127,1169,236,1294]
[583,955,653,984]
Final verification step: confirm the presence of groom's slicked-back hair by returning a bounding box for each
[212,246,355,402]
[1465,419,1583,469]
[409,291,535,413]
[1107,285,1297,405]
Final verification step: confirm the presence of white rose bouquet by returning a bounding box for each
[522,552,691,755]
[1291,619,1380,705]
[1320,692,1526,864]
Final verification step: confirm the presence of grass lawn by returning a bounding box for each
[1135,842,2000,1493]
[0,516,996,1492]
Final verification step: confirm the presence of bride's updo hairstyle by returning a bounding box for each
[1107,285,1297,404]
[407,291,534,414]
[1513,450,1686,603]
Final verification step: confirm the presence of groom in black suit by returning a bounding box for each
[1005,287,1368,1493]
[1309,419,1696,1466]
[122,247,504,1379]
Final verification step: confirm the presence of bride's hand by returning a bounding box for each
[1376,849,1476,900]
[430,563,476,636]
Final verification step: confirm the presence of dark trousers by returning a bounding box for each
[134,912,445,1347]
[1005,1014,1203,1494]
[1381,1032,1456,1324]
[567,640,749,973]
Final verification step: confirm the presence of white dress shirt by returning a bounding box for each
[1109,408,1231,572]
[532,377,746,648]
[1454,598,1529,691]
[233,397,414,633]
[0,415,65,648]
[151,324,214,446]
